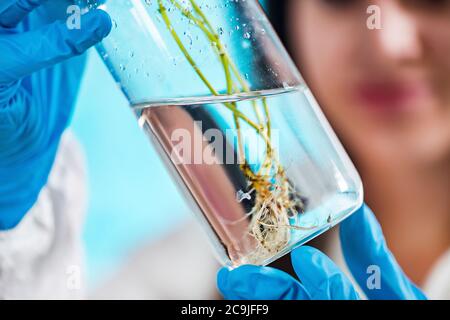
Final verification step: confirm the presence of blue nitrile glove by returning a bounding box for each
[0,0,112,229]
[217,204,427,300]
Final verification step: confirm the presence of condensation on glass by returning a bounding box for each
[78,0,364,267]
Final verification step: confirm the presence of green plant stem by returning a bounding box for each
[182,0,273,170]
[185,0,273,168]
[218,38,246,165]
[187,0,266,127]
[159,0,278,181]
[169,0,266,129]
[158,0,262,134]
[158,1,308,260]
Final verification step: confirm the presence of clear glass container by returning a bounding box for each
[78,0,364,267]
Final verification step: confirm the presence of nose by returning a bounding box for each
[372,1,424,63]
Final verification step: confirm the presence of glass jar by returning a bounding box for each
[78,0,364,267]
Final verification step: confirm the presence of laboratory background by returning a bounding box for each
[1,0,449,301]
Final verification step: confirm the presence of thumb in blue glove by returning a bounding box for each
[0,0,112,229]
[217,204,427,300]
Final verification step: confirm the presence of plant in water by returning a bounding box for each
[158,0,310,264]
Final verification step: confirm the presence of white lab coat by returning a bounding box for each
[1,132,449,299]
[0,131,87,299]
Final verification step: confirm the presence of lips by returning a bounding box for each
[354,80,429,113]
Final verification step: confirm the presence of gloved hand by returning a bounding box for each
[217,204,427,300]
[0,0,112,229]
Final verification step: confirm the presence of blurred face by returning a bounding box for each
[288,0,450,166]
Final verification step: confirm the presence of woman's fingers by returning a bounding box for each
[339,204,426,300]
[217,265,311,300]
[0,0,48,28]
[291,246,360,300]
[0,9,111,85]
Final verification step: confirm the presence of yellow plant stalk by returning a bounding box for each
[158,0,308,263]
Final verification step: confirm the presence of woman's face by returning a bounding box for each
[288,0,450,166]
